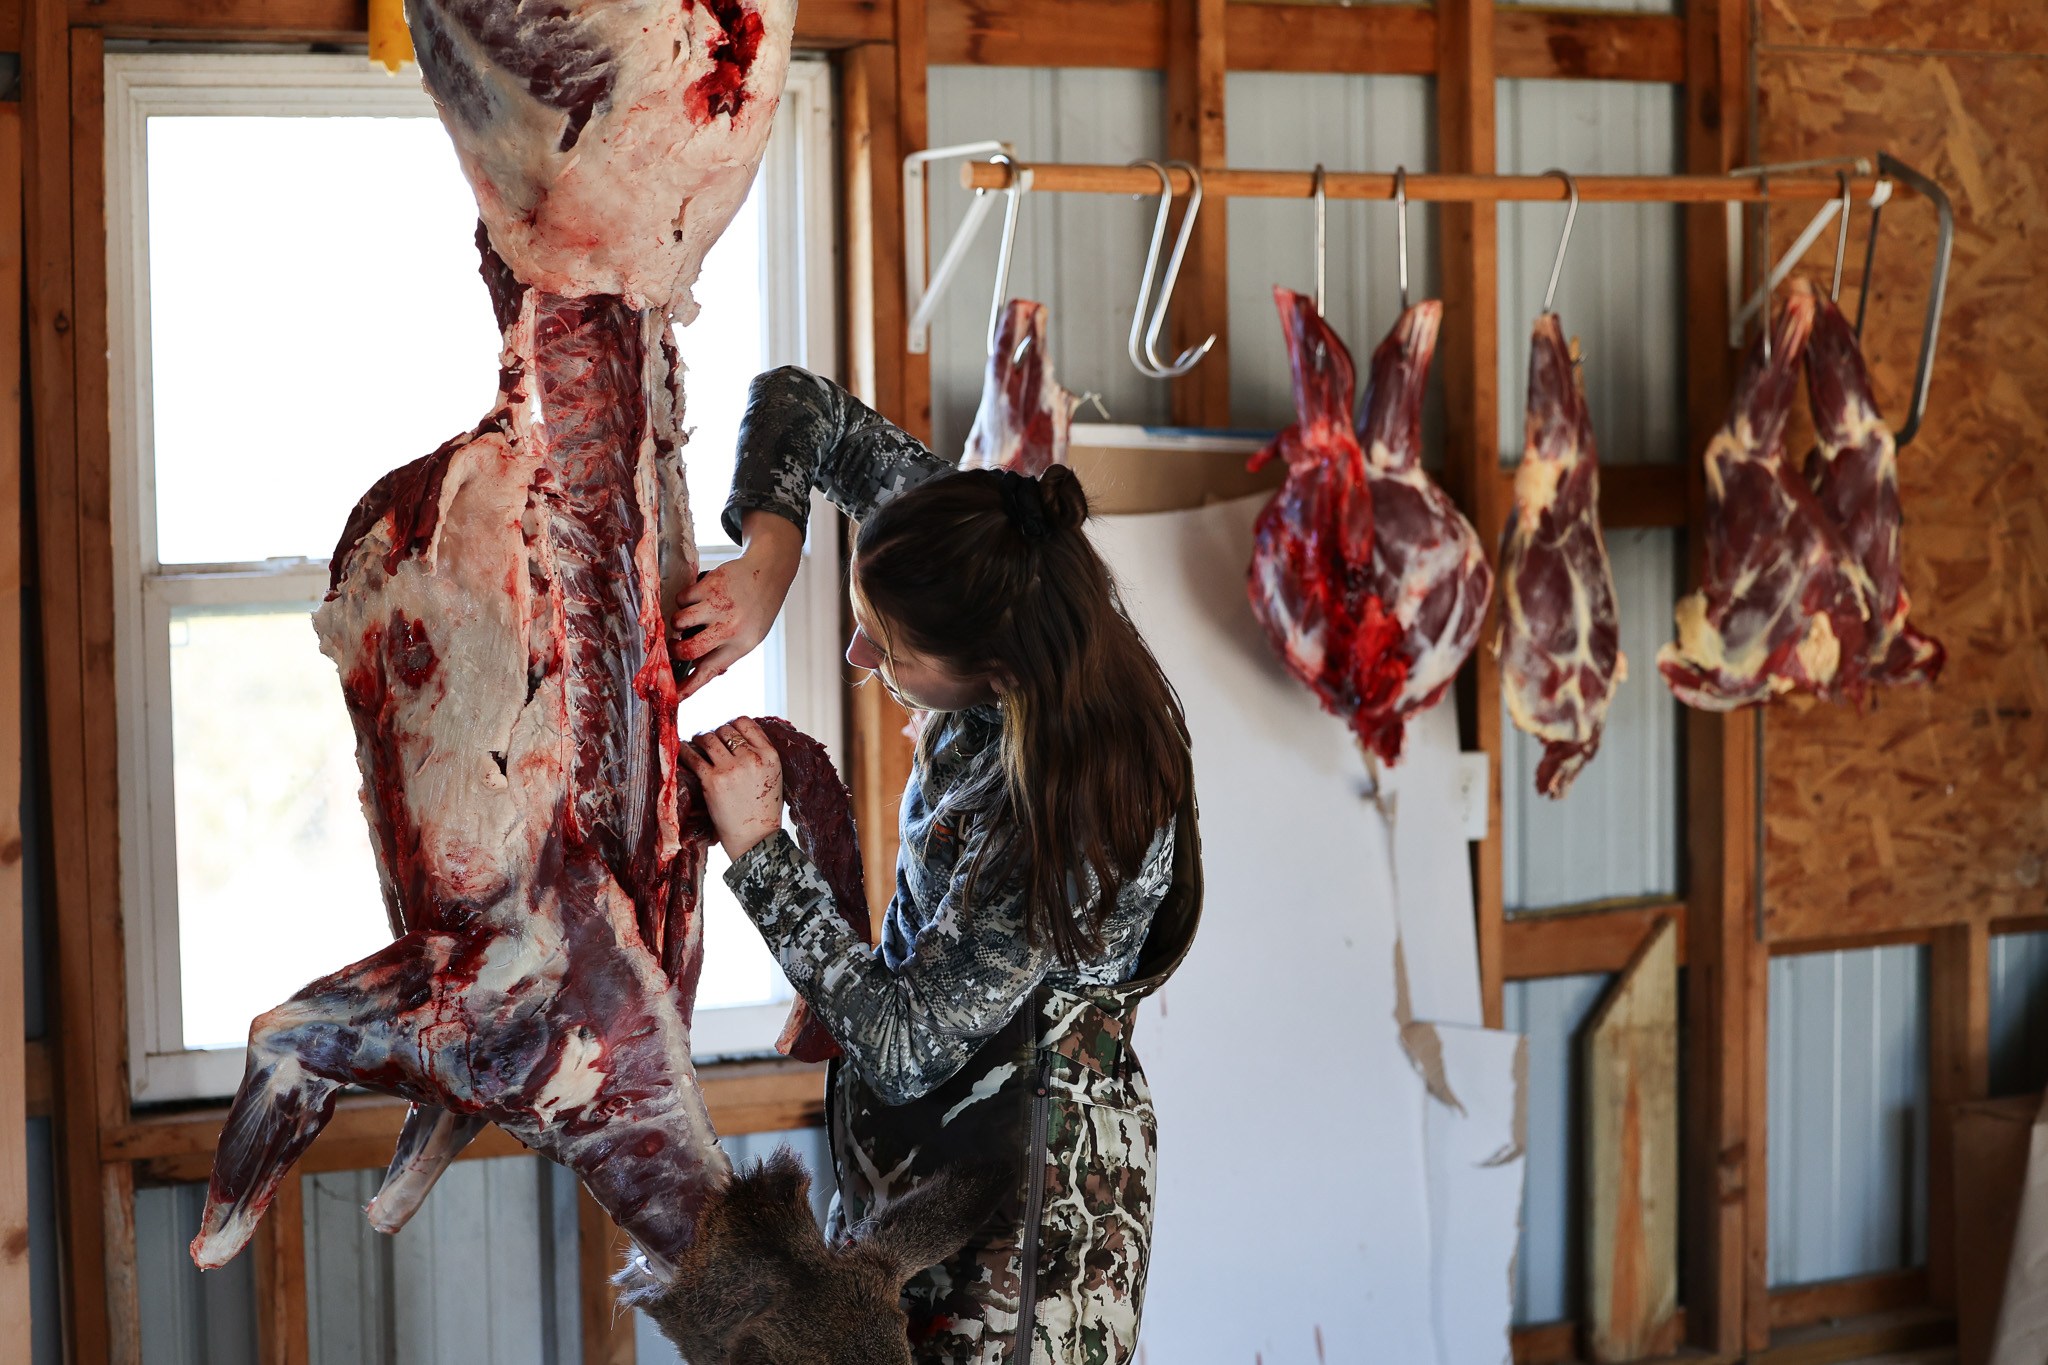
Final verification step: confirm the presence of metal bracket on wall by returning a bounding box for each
[902,140,1014,354]
[1725,152,1953,449]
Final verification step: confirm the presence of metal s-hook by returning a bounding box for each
[1540,168,1579,316]
[1831,170,1853,301]
[1128,160,1175,378]
[1758,171,1773,363]
[1126,159,1217,379]
[986,152,1033,356]
[1394,166,1411,312]
[1311,164,1328,316]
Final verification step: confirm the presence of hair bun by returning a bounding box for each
[1037,464,1089,531]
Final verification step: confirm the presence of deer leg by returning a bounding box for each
[366,1104,491,1234]
[190,930,472,1269]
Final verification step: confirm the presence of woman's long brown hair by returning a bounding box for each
[852,465,1186,965]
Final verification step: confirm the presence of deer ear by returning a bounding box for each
[864,1162,1012,1283]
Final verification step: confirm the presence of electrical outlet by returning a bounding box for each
[1456,752,1490,841]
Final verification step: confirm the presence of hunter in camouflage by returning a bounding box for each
[719,368,1203,1363]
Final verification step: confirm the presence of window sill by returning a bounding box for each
[104,1054,828,1186]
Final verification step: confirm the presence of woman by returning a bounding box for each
[672,366,1201,1365]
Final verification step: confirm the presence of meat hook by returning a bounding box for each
[1311,163,1328,317]
[1757,171,1772,363]
[1126,159,1217,379]
[1871,152,1953,448]
[1830,170,1853,301]
[986,152,1033,357]
[1394,166,1411,312]
[1539,167,1579,316]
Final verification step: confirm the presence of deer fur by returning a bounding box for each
[617,1150,1010,1365]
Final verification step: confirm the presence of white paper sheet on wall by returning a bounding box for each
[1093,495,1522,1365]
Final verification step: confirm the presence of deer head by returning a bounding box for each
[619,1150,1009,1365]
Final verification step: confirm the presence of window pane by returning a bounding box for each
[172,604,794,1047]
[171,606,388,1049]
[677,639,796,1011]
[148,116,502,566]
[672,184,765,536]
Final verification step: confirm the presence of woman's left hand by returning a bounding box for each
[678,718,786,860]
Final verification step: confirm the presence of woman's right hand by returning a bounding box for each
[672,511,805,698]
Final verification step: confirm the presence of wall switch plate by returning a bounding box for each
[1456,752,1490,841]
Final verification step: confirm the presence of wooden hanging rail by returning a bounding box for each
[959,163,1906,204]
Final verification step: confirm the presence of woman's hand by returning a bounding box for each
[672,511,805,698]
[678,717,786,860]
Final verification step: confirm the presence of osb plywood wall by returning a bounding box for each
[1758,3,2048,941]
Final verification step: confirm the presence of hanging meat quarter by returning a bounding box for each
[1495,316,1626,798]
[1245,289,1491,765]
[1658,277,1944,709]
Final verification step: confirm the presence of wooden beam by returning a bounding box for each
[0,96,29,1365]
[1165,0,1230,428]
[104,1058,829,1183]
[1768,1269,1928,1330]
[1225,2,1434,76]
[1494,7,1683,83]
[1503,902,1688,981]
[836,40,919,923]
[927,0,1681,82]
[1435,0,1504,1029]
[1755,1309,1954,1365]
[62,0,890,46]
[1927,921,1990,1312]
[929,0,1167,69]
[1680,0,1754,1350]
[895,0,930,442]
[1508,1320,1577,1365]
[252,1173,309,1365]
[578,1184,636,1365]
[24,5,121,1359]
[1599,464,1687,529]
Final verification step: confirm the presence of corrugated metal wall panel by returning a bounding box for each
[1495,79,1683,466]
[304,1156,580,1365]
[1991,930,2048,1097]
[924,67,1169,458]
[1767,945,1930,1288]
[135,1181,259,1365]
[1504,972,1614,1327]
[1501,529,1683,911]
[638,1126,838,1364]
[1224,72,1439,435]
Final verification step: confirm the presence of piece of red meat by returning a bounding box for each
[1802,289,1945,694]
[1245,289,1407,743]
[959,298,1081,476]
[1495,314,1626,798]
[1658,279,1879,709]
[1350,299,1494,764]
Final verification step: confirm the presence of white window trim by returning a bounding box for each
[108,52,842,1103]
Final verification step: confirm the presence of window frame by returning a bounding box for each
[107,51,842,1103]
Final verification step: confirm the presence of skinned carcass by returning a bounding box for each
[408,0,795,314]
[1802,289,1945,694]
[1494,315,1626,798]
[1350,298,1494,764]
[1658,279,1879,709]
[959,298,1081,476]
[189,0,937,1331]
[1245,289,1406,744]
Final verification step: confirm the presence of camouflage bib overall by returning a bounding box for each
[825,771,1202,1365]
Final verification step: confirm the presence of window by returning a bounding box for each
[109,52,841,1103]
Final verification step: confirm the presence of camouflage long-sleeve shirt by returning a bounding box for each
[721,367,1177,1106]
